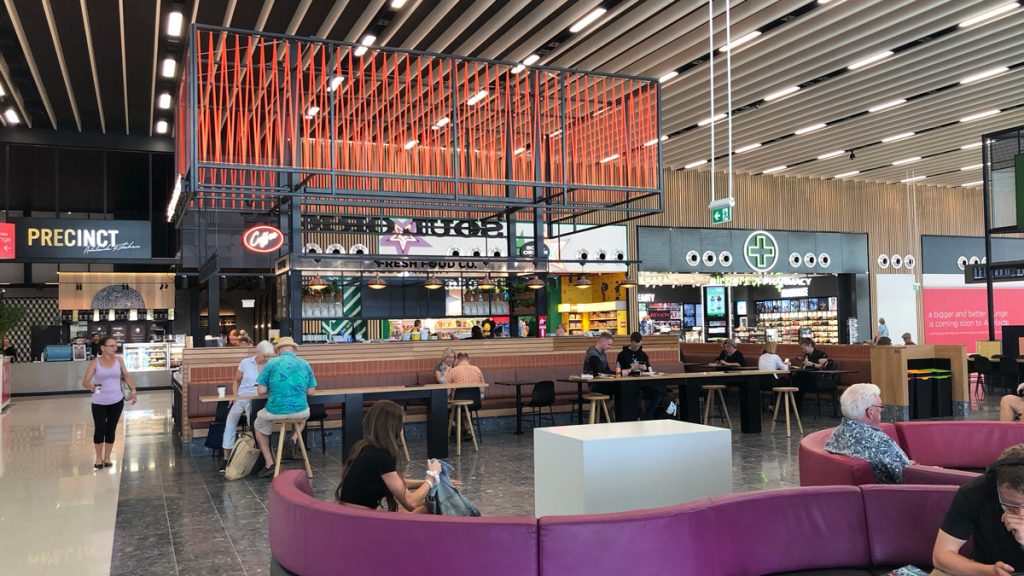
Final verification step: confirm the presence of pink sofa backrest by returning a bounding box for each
[895,421,1024,469]
[269,472,539,576]
[798,425,897,486]
[861,484,960,567]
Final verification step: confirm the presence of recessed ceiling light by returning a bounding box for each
[354,35,376,57]
[961,142,983,149]
[599,153,620,164]
[0,84,5,97]
[4,108,19,125]
[881,132,915,143]
[835,171,859,178]
[848,51,893,70]
[569,8,607,33]
[684,160,708,169]
[511,64,526,74]
[960,66,1009,84]
[434,116,450,129]
[161,58,177,78]
[817,150,846,160]
[697,113,727,127]
[156,120,168,134]
[734,143,761,154]
[892,157,921,166]
[960,163,983,171]
[763,166,787,174]
[404,139,418,150]
[719,31,762,52]
[523,54,541,66]
[962,181,984,187]
[958,2,1019,28]
[960,109,1000,123]
[329,76,345,91]
[467,90,489,106]
[764,86,800,101]
[306,106,320,117]
[643,135,668,147]
[659,71,679,83]
[513,147,526,156]
[867,99,906,113]
[900,175,926,183]
[794,123,826,135]
[391,0,408,8]
[167,11,183,37]
[157,93,172,109]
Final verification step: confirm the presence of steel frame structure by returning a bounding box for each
[173,24,663,231]
[980,123,1024,340]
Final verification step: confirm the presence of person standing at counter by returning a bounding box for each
[222,340,274,467]
[470,325,485,340]
[874,317,889,344]
[89,332,102,357]
[2,336,16,361]
[82,336,137,469]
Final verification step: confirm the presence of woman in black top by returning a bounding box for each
[336,400,442,513]
[2,336,15,361]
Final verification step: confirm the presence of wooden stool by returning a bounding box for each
[702,385,732,429]
[447,399,478,456]
[399,429,411,462]
[273,419,313,479]
[583,393,613,424]
[771,387,804,437]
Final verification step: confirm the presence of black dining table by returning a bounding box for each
[493,380,541,435]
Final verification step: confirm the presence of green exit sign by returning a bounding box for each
[711,206,732,223]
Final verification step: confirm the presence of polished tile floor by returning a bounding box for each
[0,390,999,576]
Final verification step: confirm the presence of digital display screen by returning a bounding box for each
[706,286,726,317]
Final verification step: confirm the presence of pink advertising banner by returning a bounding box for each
[922,288,1024,352]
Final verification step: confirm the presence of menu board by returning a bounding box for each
[109,323,128,343]
[706,287,726,317]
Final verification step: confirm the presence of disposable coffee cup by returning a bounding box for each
[217,385,226,398]
[94,384,102,394]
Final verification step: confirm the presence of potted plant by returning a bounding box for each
[0,303,25,348]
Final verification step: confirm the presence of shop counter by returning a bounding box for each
[10,360,173,395]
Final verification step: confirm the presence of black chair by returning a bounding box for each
[523,381,556,428]
[998,356,1022,395]
[969,355,994,397]
[452,387,483,442]
[304,404,329,454]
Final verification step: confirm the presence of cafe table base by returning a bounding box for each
[339,387,450,461]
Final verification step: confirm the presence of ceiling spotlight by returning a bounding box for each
[574,276,593,289]
[881,132,915,143]
[161,58,177,78]
[424,276,443,290]
[764,86,801,101]
[763,166,787,174]
[848,50,893,70]
[892,157,921,166]
[466,90,489,106]
[867,99,907,113]
[391,0,408,8]
[600,153,620,164]
[684,159,708,169]
[166,11,183,37]
[719,31,762,52]
[569,8,607,33]
[835,170,860,178]
[404,139,419,150]
[794,123,826,135]
[644,136,668,147]
[158,93,172,109]
[477,276,496,291]
[354,35,376,57]
[734,143,761,154]
[4,108,19,125]
[659,71,679,83]
[156,120,169,134]
[900,175,926,183]
[367,275,387,290]
[817,150,846,160]
[697,113,727,127]
[329,76,345,91]
[522,54,541,66]
[527,276,545,290]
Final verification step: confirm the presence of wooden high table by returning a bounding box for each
[869,345,969,420]
[564,370,787,433]
[200,382,487,460]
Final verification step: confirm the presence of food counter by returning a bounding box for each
[10,341,182,395]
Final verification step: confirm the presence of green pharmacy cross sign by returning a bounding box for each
[709,198,735,224]
[743,230,779,273]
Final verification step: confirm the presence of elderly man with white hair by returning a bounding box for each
[824,383,911,484]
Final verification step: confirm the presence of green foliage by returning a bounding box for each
[0,303,25,338]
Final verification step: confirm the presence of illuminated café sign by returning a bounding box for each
[304,215,504,238]
[9,218,150,260]
[243,225,284,253]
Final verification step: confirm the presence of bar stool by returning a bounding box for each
[771,386,803,438]
[399,429,411,462]
[583,393,613,424]
[273,419,313,479]
[702,384,732,429]
[447,399,478,456]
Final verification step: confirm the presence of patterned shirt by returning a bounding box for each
[446,363,485,385]
[824,418,911,483]
[257,351,317,415]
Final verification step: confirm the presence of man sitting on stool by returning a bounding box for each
[617,332,664,420]
[252,337,317,478]
[583,332,618,399]
[825,383,910,484]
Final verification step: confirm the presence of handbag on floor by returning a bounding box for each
[225,432,261,480]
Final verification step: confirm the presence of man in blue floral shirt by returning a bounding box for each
[825,383,911,483]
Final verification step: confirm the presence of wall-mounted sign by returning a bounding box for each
[9,218,150,260]
[0,222,14,259]
[243,225,284,253]
[744,231,779,273]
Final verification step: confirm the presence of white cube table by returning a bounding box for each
[534,420,731,517]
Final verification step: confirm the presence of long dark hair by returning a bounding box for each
[336,400,405,510]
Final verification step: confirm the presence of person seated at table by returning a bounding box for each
[825,383,910,483]
[876,336,892,345]
[932,444,1024,575]
[793,337,833,410]
[434,347,456,384]
[715,339,745,367]
[901,332,916,346]
[758,341,790,372]
[222,340,273,468]
[252,337,317,478]
[617,332,664,420]
[583,332,618,397]
[336,400,444,513]
[446,353,486,437]
[999,384,1024,422]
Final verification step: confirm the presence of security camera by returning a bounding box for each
[849,149,856,160]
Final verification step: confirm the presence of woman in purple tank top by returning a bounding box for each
[82,337,137,469]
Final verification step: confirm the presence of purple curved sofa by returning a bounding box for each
[800,420,1024,486]
[269,471,958,576]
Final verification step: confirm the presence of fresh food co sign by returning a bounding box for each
[7,218,151,260]
[243,225,284,253]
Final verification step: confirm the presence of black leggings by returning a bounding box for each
[92,400,125,444]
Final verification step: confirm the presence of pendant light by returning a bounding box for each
[308,275,328,291]
[574,275,592,289]
[618,277,637,289]
[478,275,496,291]
[526,276,545,290]
[367,274,387,290]
[424,276,443,290]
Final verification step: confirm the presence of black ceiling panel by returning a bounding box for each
[87,0,128,135]
[123,0,156,135]
[52,0,102,132]
[12,0,72,129]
